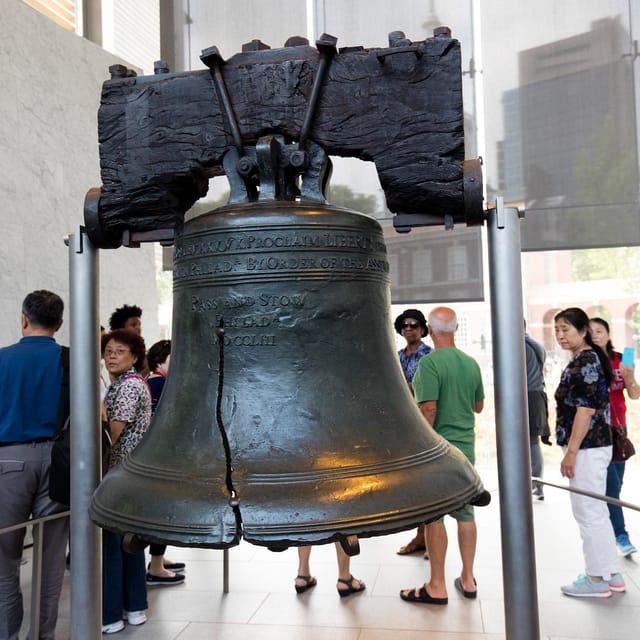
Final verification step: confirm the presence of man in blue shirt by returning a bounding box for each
[0,290,69,640]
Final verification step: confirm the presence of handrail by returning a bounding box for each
[0,510,70,536]
[533,477,640,511]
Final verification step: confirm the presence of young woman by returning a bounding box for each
[554,308,622,598]
[589,317,639,556]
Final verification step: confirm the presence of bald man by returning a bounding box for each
[400,306,484,605]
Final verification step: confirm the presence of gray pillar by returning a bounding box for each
[82,0,102,46]
[67,227,102,639]
[487,198,540,640]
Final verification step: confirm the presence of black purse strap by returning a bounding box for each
[55,346,70,436]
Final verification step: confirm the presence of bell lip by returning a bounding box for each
[89,474,488,549]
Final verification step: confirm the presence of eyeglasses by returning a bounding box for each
[402,321,420,329]
[104,348,131,357]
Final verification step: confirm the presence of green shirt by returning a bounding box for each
[412,347,484,463]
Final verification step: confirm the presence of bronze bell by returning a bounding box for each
[90,137,489,551]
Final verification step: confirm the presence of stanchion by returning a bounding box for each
[487,198,540,640]
[66,227,102,639]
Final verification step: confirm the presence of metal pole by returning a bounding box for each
[67,227,102,639]
[29,521,43,638]
[223,549,229,593]
[487,198,540,640]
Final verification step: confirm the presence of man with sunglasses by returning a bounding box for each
[394,309,431,387]
[393,309,432,556]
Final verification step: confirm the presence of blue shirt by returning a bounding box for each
[0,336,63,442]
[398,342,431,383]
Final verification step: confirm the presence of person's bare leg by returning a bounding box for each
[401,521,447,599]
[295,546,316,591]
[397,524,427,554]
[335,542,364,592]
[457,521,477,592]
[148,555,177,578]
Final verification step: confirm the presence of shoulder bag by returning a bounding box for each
[610,404,635,463]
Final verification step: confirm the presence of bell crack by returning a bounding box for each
[215,320,243,541]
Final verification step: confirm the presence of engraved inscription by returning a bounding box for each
[192,293,307,313]
[222,334,276,347]
[174,231,386,259]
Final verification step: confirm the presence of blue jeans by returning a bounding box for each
[102,529,148,625]
[606,461,627,538]
[530,440,543,494]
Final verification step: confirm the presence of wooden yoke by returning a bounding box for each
[86,28,483,248]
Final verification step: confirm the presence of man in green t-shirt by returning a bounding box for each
[400,306,484,605]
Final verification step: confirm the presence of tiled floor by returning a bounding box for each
[22,459,640,639]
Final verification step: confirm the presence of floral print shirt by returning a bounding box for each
[398,342,432,384]
[104,367,151,469]
[554,349,611,449]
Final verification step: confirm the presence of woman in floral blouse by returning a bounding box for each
[100,329,151,634]
[554,307,622,598]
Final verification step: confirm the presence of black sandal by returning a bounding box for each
[337,575,366,598]
[399,585,448,605]
[295,574,317,594]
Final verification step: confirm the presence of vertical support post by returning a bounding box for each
[29,522,43,638]
[223,549,229,593]
[67,227,102,639]
[486,198,540,640]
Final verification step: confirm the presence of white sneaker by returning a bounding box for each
[124,610,147,626]
[102,619,125,634]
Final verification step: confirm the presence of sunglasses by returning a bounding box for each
[402,321,420,329]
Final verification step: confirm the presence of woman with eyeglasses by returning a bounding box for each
[393,309,432,557]
[100,329,151,633]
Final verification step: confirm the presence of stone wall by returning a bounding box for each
[0,0,160,347]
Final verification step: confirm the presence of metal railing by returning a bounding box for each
[2,509,230,639]
[0,510,70,639]
[533,477,640,511]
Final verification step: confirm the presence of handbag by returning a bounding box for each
[610,403,636,463]
[612,427,636,463]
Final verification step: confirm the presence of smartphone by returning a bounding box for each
[621,347,635,368]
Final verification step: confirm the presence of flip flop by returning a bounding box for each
[337,575,366,597]
[295,574,317,594]
[454,577,477,599]
[397,539,427,555]
[400,585,448,605]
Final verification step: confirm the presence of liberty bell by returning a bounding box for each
[90,134,489,552]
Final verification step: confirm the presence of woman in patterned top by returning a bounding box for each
[554,307,623,598]
[100,329,151,633]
